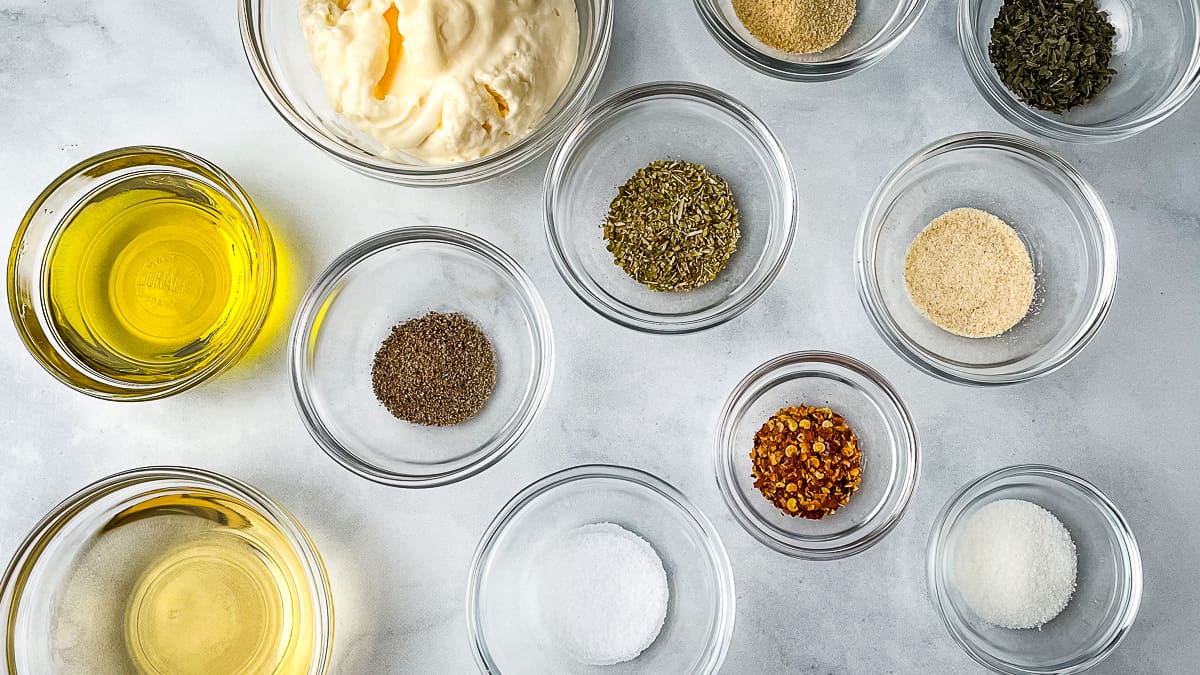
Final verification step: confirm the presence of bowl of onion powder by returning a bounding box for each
[928,465,1142,675]
[856,132,1118,385]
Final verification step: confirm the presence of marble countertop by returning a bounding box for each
[1,1,1197,673]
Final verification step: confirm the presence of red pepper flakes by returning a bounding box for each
[750,405,862,519]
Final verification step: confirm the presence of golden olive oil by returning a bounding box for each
[45,175,268,382]
[117,491,318,675]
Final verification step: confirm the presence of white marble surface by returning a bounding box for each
[1,1,1198,673]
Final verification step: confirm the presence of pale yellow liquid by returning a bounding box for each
[46,176,267,383]
[118,492,318,675]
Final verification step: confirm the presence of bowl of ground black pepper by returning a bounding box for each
[856,133,1118,385]
[288,227,554,487]
[694,0,929,80]
[714,351,920,559]
[959,0,1200,141]
[544,82,796,333]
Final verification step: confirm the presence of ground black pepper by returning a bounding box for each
[371,311,497,426]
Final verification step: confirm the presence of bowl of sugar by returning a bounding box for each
[467,465,736,674]
[927,465,1142,674]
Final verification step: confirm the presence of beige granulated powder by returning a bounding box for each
[732,0,857,55]
[904,208,1035,338]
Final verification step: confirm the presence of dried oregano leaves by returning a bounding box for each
[602,160,741,292]
[988,0,1117,114]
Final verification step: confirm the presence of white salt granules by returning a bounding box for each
[952,499,1077,629]
[538,522,669,665]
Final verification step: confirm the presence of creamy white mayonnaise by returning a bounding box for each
[300,0,579,164]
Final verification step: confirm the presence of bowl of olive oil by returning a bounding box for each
[0,467,333,674]
[8,147,276,400]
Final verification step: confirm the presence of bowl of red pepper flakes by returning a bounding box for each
[751,405,863,519]
[714,351,920,559]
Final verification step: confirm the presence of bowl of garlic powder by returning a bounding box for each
[856,132,1118,385]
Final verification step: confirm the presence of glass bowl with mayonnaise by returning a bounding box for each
[240,0,613,186]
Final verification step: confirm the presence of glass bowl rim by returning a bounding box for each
[465,463,737,675]
[956,0,1200,142]
[925,463,1144,675]
[713,350,921,560]
[692,0,931,81]
[287,226,556,488]
[854,131,1119,386]
[542,80,798,334]
[6,145,277,402]
[0,465,334,675]
[237,0,615,186]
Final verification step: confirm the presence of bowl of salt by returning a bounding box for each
[466,464,736,674]
[927,465,1142,674]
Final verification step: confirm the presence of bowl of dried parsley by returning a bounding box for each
[288,226,555,488]
[959,0,1200,141]
[714,351,920,559]
[544,81,797,334]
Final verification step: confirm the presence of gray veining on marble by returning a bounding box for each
[1,1,1198,673]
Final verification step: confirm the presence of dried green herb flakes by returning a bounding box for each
[603,160,741,292]
[988,0,1117,114]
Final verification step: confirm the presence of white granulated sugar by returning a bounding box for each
[952,499,1077,629]
[539,522,669,666]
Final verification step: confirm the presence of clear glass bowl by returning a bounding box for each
[927,465,1143,674]
[714,351,920,559]
[239,0,612,186]
[544,82,796,334]
[694,0,929,80]
[959,0,1200,142]
[856,133,1118,386]
[289,227,554,487]
[467,464,736,673]
[7,146,276,401]
[0,467,333,674]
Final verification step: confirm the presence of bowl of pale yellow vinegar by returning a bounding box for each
[0,467,333,674]
[7,146,276,400]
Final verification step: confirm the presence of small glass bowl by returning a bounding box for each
[544,82,796,334]
[0,467,333,674]
[856,133,1118,386]
[467,464,736,674]
[7,146,276,401]
[927,465,1143,674]
[959,0,1200,142]
[714,351,920,559]
[239,0,612,186]
[694,0,929,81]
[289,227,554,488]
